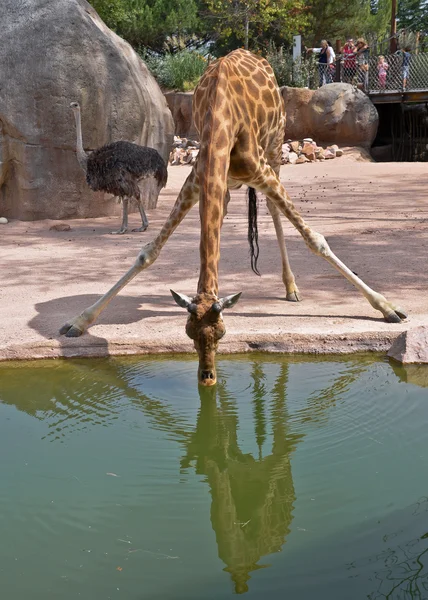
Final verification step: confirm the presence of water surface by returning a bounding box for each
[1,355,428,599]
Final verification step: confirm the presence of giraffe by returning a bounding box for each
[60,49,407,387]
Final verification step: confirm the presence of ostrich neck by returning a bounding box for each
[74,110,88,172]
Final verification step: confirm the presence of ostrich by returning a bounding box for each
[70,101,168,234]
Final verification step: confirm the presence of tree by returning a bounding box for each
[202,0,309,51]
[397,0,428,31]
[89,0,201,51]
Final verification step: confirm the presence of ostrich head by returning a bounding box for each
[170,290,241,387]
[70,101,88,171]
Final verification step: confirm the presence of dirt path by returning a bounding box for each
[1,158,427,361]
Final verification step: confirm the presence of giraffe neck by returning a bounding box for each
[196,75,233,297]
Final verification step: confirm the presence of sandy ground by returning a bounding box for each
[1,157,427,361]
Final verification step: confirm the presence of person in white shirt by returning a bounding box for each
[308,40,335,86]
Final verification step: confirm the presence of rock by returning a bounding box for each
[301,141,317,161]
[290,141,301,153]
[281,83,378,149]
[288,152,298,165]
[164,92,199,139]
[326,146,337,157]
[0,217,8,224]
[335,149,343,157]
[0,0,174,221]
[295,155,309,164]
[49,223,71,231]
[324,150,336,159]
[388,326,428,364]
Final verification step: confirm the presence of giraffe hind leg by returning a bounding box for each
[253,165,407,322]
[266,199,301,302]
[60,169,200,337]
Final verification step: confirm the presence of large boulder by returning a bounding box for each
[281,83,378,149]
[0,0,174,220]
[164,92,199,139]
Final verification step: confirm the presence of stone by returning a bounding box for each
[288,152,298,165]
[295,155,309,164]
[281,83,378,149]
[49,223,71,231]
[301,141,317,161]
[335,149,343,157]
[0,0,174,221]
[0,217,8,224]
[164,92,199,140]
[388,326,428,364]
[290,141,301,154]
[326,146,337,157]
[324,150,336,159]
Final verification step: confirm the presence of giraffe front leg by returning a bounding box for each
[254,167,407,323]
[110,197,129,234]
[266,199,301,302]
[59,168,200,337]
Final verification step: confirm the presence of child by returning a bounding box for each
[378,55,388,90]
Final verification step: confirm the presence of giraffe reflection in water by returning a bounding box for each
[182,365,300,593]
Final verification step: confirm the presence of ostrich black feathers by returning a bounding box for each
[86,141,168,199]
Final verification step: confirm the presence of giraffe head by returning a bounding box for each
[171,290,242,387]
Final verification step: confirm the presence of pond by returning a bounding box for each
[1,354,428,600]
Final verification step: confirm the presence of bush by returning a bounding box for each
[266,43,318,89]
[143,49,208,91]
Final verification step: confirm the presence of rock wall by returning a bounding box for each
[0,0,175,220]
[281,83,379,149]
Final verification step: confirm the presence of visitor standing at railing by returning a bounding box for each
[355,38,370,91]
[402,46,411,89]
[342,38,356,83]
[307,40,334,87]
[378,55,388,90]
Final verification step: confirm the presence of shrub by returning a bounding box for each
[266,43,318,89]
[143,49,208,91]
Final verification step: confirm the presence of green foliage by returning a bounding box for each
[143,49,208,90]
[266,43,318,89]
[191,0,309,51]
[89,0,200,51]
[398,0,428,30]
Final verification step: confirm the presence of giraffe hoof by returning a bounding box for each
[110,229,127,235]
[385,309,407,323]
[394,307,408,319]
[59,323,84,337]
[132,226,148,232]
[286,291,302,302]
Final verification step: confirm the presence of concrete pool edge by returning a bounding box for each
[0,330,400,362]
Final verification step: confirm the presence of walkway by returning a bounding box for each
[1,158,428,361]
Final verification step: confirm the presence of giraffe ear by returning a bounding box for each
[212,292,242,312]
[170,290,197,313]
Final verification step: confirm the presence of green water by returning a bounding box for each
[1,355,428,600]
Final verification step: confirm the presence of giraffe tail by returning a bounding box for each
[248,187,261,276]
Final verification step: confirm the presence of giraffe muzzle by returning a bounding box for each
[199,369,217,386]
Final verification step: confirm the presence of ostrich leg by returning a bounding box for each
[60,170,200,337]
[111,197,129,235]
[132,201,149,232]
[253,165,407,323]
